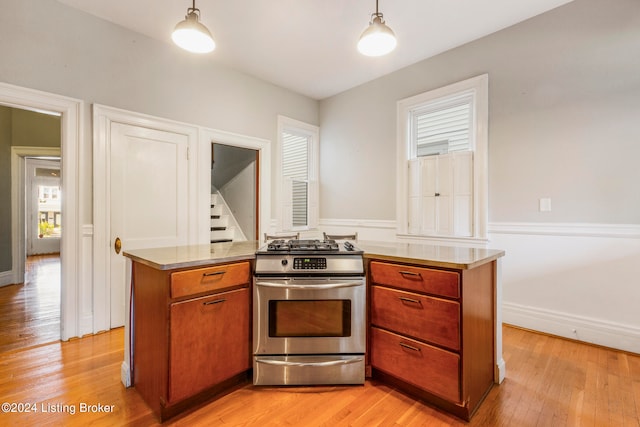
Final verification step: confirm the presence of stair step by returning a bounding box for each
[210,228,234,241]
[211,239,233,243]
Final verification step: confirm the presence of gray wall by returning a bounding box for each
[0,0,319,225]
[0,107,11,272]
[319,0,640,225]
[0,107,61,271]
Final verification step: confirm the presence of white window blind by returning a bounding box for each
[412,93,473,157]
[282,131,309,227]
[398,75,489,241]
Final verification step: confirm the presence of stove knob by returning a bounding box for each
[281,259,288,267]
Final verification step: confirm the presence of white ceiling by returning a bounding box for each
[56,0,573,100]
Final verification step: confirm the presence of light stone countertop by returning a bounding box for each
[123,239,504,271]
[123,241,260,271]
[358,240,505,270]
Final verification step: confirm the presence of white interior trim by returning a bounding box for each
[0,81,83,341]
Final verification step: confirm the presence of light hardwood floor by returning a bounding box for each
[0,258,638,426]
[0,254,60,353]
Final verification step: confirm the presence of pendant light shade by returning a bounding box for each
[358,0,396,57]
[172,1,215,54]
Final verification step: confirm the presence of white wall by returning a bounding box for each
[319,0,640,353]
[219,162,257,241]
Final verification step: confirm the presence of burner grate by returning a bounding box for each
[266,239,339,252]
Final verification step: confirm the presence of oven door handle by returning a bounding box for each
[255,280,363,290]
[255,356,364,367]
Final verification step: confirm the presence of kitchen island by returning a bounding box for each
[358,240,505,420]
[124,239,504,421]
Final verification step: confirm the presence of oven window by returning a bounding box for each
[269,300,351,337]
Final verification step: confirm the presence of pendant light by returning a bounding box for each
[172,0,215,54]
[357,0,397,57]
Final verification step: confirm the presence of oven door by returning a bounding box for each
[253,277,366,356]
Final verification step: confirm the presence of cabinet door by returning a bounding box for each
[168,287,250,403]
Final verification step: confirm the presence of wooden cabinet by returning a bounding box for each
[168,287,250,403]
[368,259,495,420]
[132,260,251,421]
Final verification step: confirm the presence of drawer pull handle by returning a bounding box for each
[203,299,226,306]
[399,342,421,352]
[203,271,226,278]
[399,271,421,278]
[399,296,422,305]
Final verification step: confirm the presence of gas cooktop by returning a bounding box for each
[267,239,338,252]
[261,239,360,253]
[255,239,363,274]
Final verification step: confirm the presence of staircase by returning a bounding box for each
[210,192,246,243]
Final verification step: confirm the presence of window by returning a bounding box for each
[37,184,62,239]
[278,116,319,231]
[412,93,473,156]
[282,131,309,227]
[397,75,488,241]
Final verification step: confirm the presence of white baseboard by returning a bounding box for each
[121,361,131,388]
[0,270,16,287]
[495,358,506,384]
[503,302,640,354]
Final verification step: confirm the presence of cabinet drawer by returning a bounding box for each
[370,261,459,299]
[168,287,250,403]
[371,286,460,350]
[371,327,460,403]
[171,262,250,298]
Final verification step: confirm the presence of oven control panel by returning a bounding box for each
[293,257,327,270]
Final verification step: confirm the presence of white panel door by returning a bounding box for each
[435,154,452,235]
[407,159,422,234]
[109,122,189,327]
[453,151,473,236]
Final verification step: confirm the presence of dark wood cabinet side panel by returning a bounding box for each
[168,287,250,403]
[460,261,495,414]
[132,262,171,414]
[370,286,460,351]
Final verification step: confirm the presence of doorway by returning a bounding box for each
[26,158,62,256]
[211,143,258,241]
[1,81,82,341]
[1,107,62,350]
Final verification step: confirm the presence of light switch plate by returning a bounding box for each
[539,198,552,212]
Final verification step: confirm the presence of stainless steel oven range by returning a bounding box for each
[253,239,365,386]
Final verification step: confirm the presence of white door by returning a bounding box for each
[109,122,190,328]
